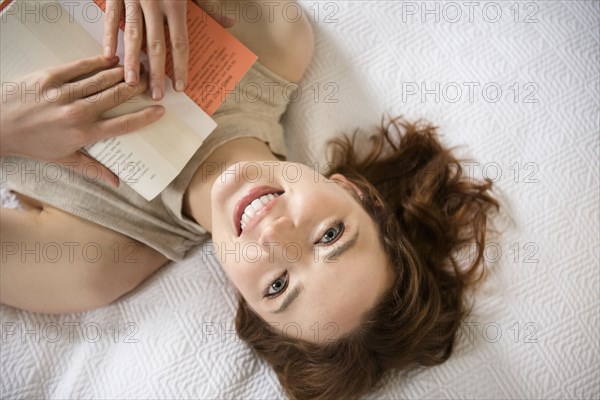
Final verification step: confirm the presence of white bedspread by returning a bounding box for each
[1,1,598,398]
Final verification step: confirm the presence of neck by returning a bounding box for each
[183,138,280,232]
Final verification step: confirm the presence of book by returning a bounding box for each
[0,0,257,200]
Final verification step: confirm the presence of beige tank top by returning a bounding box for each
[2,62,293,261]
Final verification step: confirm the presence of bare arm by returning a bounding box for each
[0,203,168,314]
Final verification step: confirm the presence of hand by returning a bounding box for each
[0,55,165,187]
[103,0,236,101]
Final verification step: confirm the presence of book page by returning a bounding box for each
[0,0,217,200]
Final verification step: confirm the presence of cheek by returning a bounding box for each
[220,259,261,301]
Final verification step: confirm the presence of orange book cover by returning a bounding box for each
[92,0,257,116]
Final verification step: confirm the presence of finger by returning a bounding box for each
[90,74,150,113]
[93,105,165,141]
[69,66,125,99]
[58,151,120,188]
[46,55,119,84]
[219,17,236,28]
[165,2,189,92]
[124,0,143,84]
[103,0,122,57]
[216,13,236,28]
[143,2,167,100]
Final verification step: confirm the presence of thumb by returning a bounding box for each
[58,151,120,188]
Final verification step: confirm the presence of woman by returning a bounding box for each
[0,1,498,398]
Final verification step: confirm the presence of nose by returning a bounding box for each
[258,216,296,248]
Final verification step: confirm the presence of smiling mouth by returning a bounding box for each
[240,192,283,232]
[234,186,284,236]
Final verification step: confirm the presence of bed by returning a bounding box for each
[1,1,599,398]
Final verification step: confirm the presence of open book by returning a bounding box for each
[0,0,257,200]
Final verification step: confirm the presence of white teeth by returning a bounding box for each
[240,192,281,232]
[251,198,264,210]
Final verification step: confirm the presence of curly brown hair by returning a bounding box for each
[235,116,499,399]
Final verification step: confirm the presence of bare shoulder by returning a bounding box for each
[257,4,315,83]
[202,0,315,83]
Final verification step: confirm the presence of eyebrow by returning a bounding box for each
[272,229,360,314]
[325,228,360,262]
[273,283,304,314]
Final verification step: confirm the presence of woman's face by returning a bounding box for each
[210,161,390,342]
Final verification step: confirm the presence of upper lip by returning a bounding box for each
[233,186,284,237]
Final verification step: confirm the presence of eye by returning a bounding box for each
[318,221,345,245]
[264,273,289,298]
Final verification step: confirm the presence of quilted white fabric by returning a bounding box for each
[1,1,599,398]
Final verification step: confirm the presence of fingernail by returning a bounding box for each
[175,79,185,92]
[156,106,166,116]
[106,172,119,187]
[152,87,162,101]
[104,45,112,57]
[126,70,137,84]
